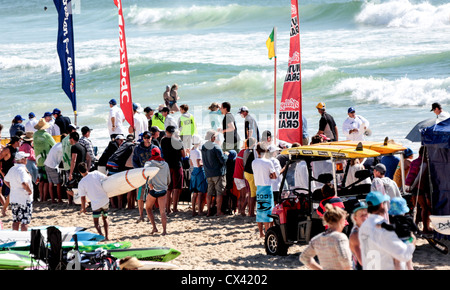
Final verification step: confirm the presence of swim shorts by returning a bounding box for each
[92,204,109,218]
[206,175,225,196]
[244,172,257,198]
[11,202,33,225]
[168,167,183,190]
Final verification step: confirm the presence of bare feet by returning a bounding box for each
[151,228,158,235]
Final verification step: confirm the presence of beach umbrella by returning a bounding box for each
[405,118,436,142]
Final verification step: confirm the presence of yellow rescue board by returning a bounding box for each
[1,135,61,146]
[317,140,406,155]
[281,144,381,159]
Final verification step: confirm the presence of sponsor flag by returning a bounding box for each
[53,0,77,113]
[114,0,134,128]
[278,0,303,145]
[266,28,276,60]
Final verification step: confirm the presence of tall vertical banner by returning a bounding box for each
[114,0,134,128]
[54,0,77,113]
[278,0,303,145]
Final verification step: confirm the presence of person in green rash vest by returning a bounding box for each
[61,124,78,204]
[33,118,56,202]
[178,104,198,154]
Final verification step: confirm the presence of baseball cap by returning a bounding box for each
[237,106,249,114]
[150,126,159,134]
[366,191,390,207]
[267,144,279,153]
[109,99,117,105]
[352,200,368,214]
[28,112,35,118]
[14,115,25,122]
[142,131,152,139]
[81,126,93,135]
[15,151,30,160]
[431,102,441,111]
[133,103,144,113]
[348,107,355,113]
[43,112,52,118]
[403,148,413,158]
[52,108,61,115]
[115,134,125,140]
[205,129,218,141]
[316,102,325,109]
[373,163,386,174]
[68,124,79,131]
[388,197,409,216]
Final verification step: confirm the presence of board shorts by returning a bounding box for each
[256,185,274,223]
[38,166,48,182]
[11,202,33,225]
[244,172,257,198]
[234,178,247,191]
[190,167,207,193]
[92,203,109,218]
[168,167,183,190]
[45,166,61,184]
[206,175,225,196]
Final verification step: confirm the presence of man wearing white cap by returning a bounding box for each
[238,106,260,142]
[4,151,34,231]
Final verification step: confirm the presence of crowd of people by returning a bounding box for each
[0,90,445,269]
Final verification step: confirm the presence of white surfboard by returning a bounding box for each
[429,215,450,235]
[138,261,180,270]
[0,227,87,244]
[73,167,160,204]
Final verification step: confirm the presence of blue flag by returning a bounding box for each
[54,0,76,112]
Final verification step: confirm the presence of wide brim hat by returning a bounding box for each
[34,118,50,130]
[119,257,143,270]
[23,131,34,141]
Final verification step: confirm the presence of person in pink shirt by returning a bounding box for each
[19,132,38,192]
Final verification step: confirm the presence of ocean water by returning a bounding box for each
[1,0,449,154]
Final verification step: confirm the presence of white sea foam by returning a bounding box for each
[332,76,450,107]
[356,0,450,28]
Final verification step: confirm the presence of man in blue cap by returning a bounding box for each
[9,115,26,137]
[358,191,416,270]
[342,107,370,141]
[52,108,72,134]
[108,99,126,140]
[25,112,38,133]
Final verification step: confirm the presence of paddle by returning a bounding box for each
[417,232,448,255]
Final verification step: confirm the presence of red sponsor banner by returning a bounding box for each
[114,0,134,128]
[278,0,302,145]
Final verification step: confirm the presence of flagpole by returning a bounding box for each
[273,26,277,144]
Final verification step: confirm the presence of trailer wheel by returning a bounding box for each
[265,227,288,256]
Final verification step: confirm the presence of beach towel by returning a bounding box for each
[256,185,274,223]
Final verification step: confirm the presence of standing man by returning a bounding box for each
[75,162,110,241]
[251,143,276,238]
[160,125,185,214]
[144,106,154,129]
[4,152,34,231]
[44,139,64,203]
[0,136,22,216]
[178,104,198,153]
[68,131,91,186]
[161,107,178,132]
[129,103,148,140]
[25,112,38,133]
[238,106,260,142]
[79,126,96,170]
[52,108,71,134]
[133,130,156,219]
[219,102,240,152]
[358,191,416,270]
[43,112,60,136]
[342,107,370,141]
[316,102,338,141]
[33,118,56,202]
[201,130,228,216]
[431,102,450,123]
[371,163,402,220]
[108,98,126,140]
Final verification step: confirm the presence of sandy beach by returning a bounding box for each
[1,201,448,270]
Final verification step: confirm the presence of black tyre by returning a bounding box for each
[264,227,289,256]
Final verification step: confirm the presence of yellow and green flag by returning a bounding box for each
[266,28,276,60]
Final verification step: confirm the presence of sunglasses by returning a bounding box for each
[143,135,151,139]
